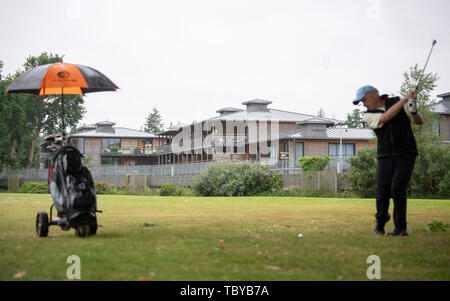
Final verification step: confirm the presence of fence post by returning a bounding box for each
[334,171,338,193]
[317,171,321,191]
[8,176,20,192]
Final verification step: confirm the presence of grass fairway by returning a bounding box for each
[0,193,449,281]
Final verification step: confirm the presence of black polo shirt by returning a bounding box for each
[363,95,418,159]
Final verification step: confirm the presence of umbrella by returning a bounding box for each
[6,62,119,134]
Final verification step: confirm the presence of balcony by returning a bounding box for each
[102,147,155,156]
[151,135,248,155]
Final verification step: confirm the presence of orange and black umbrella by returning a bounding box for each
[6,62,119,131]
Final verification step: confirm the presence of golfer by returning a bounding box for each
[353,85,424,236]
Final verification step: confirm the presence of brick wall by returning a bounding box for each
[288,139,375,167]
[85,138,101,155]
[440,114,450,141]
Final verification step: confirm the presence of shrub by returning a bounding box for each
[176,186,195,196]
[298,156,330,171]
[343,142,450,198]
[160,183,176,196]
[268,172,284,191]
[342,147,377,198]
[192,162,283,196]
[409,142,450,197]
[17,182,49,194]
[94,182,111,194]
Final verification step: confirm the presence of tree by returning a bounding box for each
[0,64,33,170]
[144,107,164,134]
[399,64,448,197]
[346,108,364,128]
[399,63,440,145]
[297,156,330,171]
[317,107,326,117]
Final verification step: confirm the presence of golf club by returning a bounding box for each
[416,39,437,91]
[407,40,437,114]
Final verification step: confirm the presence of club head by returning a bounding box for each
[432,39,437,46]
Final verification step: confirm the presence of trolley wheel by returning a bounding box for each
[89,217,98,235]
[75,224,90,238]
[36,211,49,237]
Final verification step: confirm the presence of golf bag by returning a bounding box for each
[49,145,97,227]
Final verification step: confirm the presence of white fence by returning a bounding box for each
[0,159,351,186]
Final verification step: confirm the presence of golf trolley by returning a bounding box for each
[36,133,101,238]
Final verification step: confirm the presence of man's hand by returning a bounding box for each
[408,98,417,114]
[405,89,418,100]
[379,90,418,125]
[406,90,418,115]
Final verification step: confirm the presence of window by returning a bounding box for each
[101,138,121,152]
[101,157,120,166]
[78,138,85,154]
[432,115,440,136]
[328,143,355,157]
[295,142,304,166]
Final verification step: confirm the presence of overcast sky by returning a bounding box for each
[1,0,449,130]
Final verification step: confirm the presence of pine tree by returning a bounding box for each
[317,107,325,117]
[346,108,364,128]
[144,107,164,134]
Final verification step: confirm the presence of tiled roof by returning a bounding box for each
[431,100,450,114]
[208,108,343,123]
[437,92,450,98]
[280,127,375,140]
[70,127,156,138]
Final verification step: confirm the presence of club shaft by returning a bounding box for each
[416,42,436,90]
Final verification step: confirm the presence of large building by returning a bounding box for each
[69,100,376,169]
[69,121,165,166]
[151,99,375,170]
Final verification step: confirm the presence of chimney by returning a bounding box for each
[77,124,97,133]
[242,99,272,112]
[95,121,116,133]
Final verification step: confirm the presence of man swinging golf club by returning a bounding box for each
[353,86,424,235]
[354,40,436,236]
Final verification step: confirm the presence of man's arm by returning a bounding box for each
[378,90,418,125]
[412,111,424,125]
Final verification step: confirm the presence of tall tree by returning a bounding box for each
[316,107,325,117]
[0,63,32,169]
[144,107,164,133]
[346,108,364,128]
[399,64,447,196]
[399,63,440,143]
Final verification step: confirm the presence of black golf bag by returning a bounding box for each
[36,144,99,237]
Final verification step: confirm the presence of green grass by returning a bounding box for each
[0,193,449,281]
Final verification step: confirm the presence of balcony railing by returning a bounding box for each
[102,148,156,156]
[101,135,249,156]
[151,135,248,154]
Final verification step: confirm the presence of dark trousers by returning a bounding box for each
[375,153,416,230]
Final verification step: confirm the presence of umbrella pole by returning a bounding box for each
[61,87,65,134]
